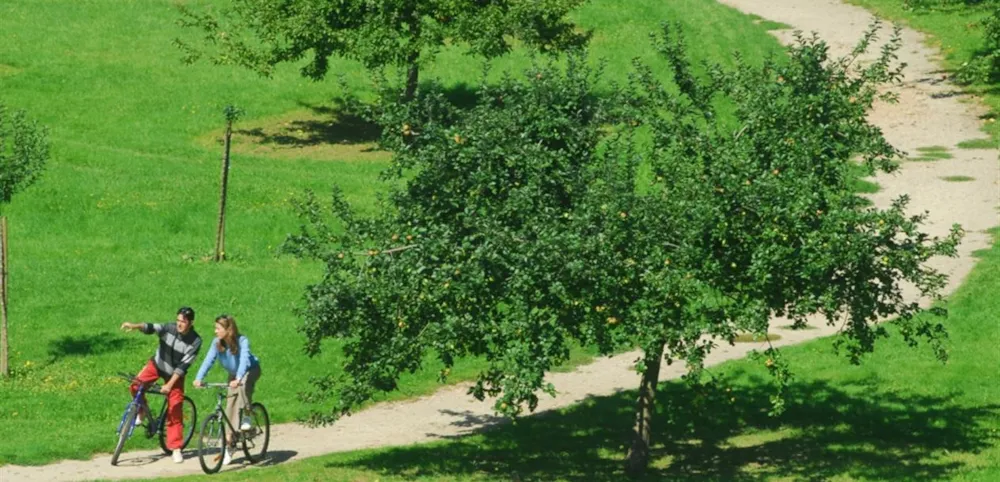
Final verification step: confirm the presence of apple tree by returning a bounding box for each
[0,104,49,378]
[597,22,962,472]
[175,0,589,100]
[282,21,962,476]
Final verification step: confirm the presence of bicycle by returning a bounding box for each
[196,382,270,474]
[111,372,198,466]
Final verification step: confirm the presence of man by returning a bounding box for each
[120,306,202,463]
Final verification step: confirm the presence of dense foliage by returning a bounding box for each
[175,0,589,98]
[283,21,963,473]
[0,104,48,208]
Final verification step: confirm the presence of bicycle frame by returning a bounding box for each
[112,372,198,466]
[204,384,244,438]
[115,376,165,439]
[197,382,269,473]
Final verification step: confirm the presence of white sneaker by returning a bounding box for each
[239,416,252,431]
[222,448,233,466]
[171,450,183,463]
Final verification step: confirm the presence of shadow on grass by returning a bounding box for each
[326,372,998,481]
[234,81,483,150]
[907,1,994,16]
[256,449,299,466]
[46,332,139,362]
[439,82,480,110]
[237,102,382,147]
[233,78,568,152]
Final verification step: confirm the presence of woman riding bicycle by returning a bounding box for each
[193,314,261,466]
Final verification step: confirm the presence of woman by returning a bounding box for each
[193,314,261,465]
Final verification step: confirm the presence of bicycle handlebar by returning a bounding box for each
[199,382,233,388]
[117,372,163,394]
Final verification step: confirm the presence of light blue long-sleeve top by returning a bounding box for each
[194,335,260,382]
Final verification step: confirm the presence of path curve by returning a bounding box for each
[3,1,997,480]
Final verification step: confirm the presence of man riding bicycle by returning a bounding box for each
[120,306,203,463]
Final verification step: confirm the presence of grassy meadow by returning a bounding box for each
[0,0,797,465]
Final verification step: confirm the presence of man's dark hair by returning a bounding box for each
[177,306,196,322]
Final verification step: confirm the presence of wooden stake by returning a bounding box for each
[1,216,9,378]
[214,118,233,262]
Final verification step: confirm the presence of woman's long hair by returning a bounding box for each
[214,315,240,355]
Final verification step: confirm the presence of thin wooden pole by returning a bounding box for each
[1,216,10,378]
[214,118,233,262]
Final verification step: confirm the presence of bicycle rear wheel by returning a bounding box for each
[197,413,227,474]
[157,395,198,454]
[240,402,270,463]
[111,403,138,466]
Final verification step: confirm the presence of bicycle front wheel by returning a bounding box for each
[197,412,226,474]
[111,403,138,466]
[240,402,270,463]
[157,395,198,454]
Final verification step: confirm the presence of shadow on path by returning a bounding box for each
[326,373,999,481]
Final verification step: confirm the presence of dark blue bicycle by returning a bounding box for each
[111,372,197,466]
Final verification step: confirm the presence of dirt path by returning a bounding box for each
[3,1,997,480]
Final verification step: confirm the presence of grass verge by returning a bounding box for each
[958,138,997,149]
[845,0,1000,144]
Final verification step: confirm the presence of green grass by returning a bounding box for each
[849,162,882,194]
[845,0,1000,144]
[154,230,1000,481]
[958,138,998,149]
[908,145,956,162]
[941,175,976,182]
[747,13,794,31]
[732,333,782,343]
[0,0,794,466]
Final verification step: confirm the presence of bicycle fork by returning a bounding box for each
[115,401,140,439]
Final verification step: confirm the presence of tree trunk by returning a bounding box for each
[624,339,666,476]
[404,54,420,102]
[1,216,9,378]
[214,118,232,262]
[403,5,421,102]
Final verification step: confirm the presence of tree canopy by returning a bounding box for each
[282,21,962,474]
[176,0,589,98]
[0,104,48,209]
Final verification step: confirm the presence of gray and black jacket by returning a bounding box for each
[141,322,202,378]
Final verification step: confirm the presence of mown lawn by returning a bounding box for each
[0,0,793,465]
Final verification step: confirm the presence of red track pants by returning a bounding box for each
[129,359,186,450]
